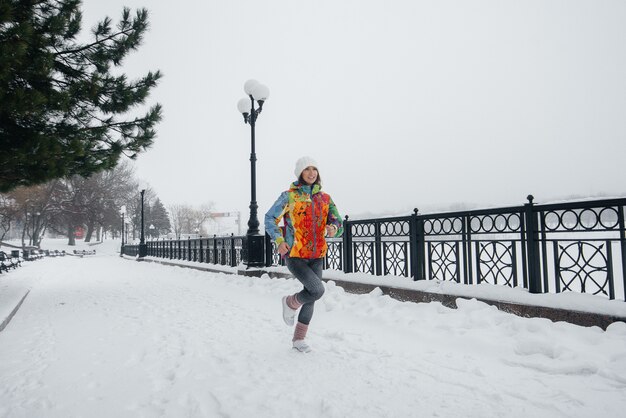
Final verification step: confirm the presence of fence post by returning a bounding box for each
[342,215,352,273]
[464,213,473,285]
[213,235,218,264]
[265,232,273,267]
[618,204,626,300]
[228,234,234,267]
[410,208,426,280]
[524,195,542,293]
[374,221,382,276]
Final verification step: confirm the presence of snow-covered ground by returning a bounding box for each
[1,239,626,417]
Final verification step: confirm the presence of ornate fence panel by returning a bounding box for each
[471,211,524,287]
[533,200,626,299]
[324,239,342,271]
[344,216,413,277]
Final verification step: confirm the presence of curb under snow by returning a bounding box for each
[0,290,30,333]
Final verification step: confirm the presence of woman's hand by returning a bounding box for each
[326,224,338,237]
[278,242,290,256]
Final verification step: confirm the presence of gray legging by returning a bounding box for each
[285,256,325,325]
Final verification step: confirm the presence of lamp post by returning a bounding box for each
[149,224,155,255]
[238,79,270,268]
[120,206,126,256]
[139,188,147,257]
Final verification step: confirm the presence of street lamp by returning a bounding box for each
[139,188,147,257]
[120,205,126,256]
[238,79,270,268]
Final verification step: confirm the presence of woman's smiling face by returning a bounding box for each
[301,166,318,185]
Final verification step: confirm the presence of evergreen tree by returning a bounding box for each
[148,197,170,237]
[0,0,162,192]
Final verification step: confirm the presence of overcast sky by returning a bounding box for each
[80,0,626,221]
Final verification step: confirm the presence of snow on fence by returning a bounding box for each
[124,196,626,301]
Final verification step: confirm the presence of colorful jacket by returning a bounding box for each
[264,182,343,259]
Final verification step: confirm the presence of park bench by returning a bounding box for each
[0,251,20,271]
[22,249,42,261]
[73,249,96,256]
[10,250,23,264]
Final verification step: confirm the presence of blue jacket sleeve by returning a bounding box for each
[264,192,289,245]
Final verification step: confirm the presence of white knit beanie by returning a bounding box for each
[294,156,318,178]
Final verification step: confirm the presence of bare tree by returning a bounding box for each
[81,163,137,242]
[6,182,63,247]
[0,194,18,242]
[168,202,215,238]
[168,204,189,239]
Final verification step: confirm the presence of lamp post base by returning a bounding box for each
[242,234,265,268]
[138,243,148,258]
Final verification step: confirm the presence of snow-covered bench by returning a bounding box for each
[0,251,20,272]
[73,249,96,256]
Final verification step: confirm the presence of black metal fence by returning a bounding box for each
[123,235,245,267]
[123,196,626,301]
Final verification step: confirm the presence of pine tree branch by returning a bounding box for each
[53,27,135,57]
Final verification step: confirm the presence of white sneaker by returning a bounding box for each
[292,339,312,353]
[282,296,296,326]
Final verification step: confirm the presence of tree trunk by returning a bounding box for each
[21,218,27,248]
[67,224,76,246]
[36,225,48,248]
[32,223,39,248]
[84,222,94,243]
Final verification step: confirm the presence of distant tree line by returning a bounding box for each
[0,162,172,247]
[0,160,223,247]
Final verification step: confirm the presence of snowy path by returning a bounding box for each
[1,251,626,417]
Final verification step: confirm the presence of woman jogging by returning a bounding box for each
[264,156,343,352]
